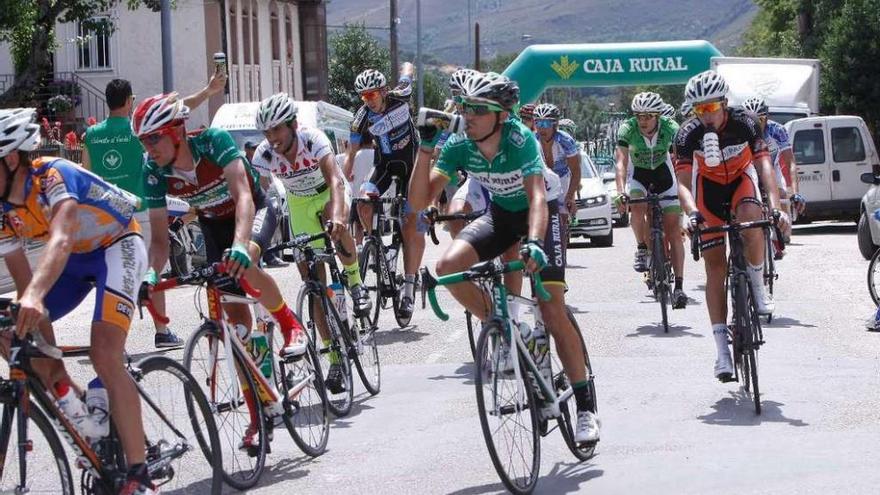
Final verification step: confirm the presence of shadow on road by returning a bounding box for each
[328,394,378,428]
[445,462,603,495]
[765,316,817,329]
[428,362,475,385]
[793,223,856,236]
[626,323,702,338]
[250,455,312,489]
[698,391,808,427]
[375,327,430,346]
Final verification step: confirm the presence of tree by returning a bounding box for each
[327,24,391,112]
[0,0,156,105]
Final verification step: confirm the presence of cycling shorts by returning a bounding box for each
[558,174,571,215]
[694,165,762,251]
[288,187,351,248]
[774,163,788,193]
[628,162,681,214]
[451,177,489,213]
[45,233,147,332]
[457,201,565,285]
[200,193,277,263]
[365,152,415,198]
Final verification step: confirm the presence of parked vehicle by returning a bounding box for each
[572,152,613,247]
[592,154,628,227]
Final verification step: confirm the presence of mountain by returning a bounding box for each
[326,0,758,65]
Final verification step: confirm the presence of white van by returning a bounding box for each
[785,115,878,222]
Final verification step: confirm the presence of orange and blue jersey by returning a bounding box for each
[0,157,140,257]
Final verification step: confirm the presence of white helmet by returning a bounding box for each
[0,108,40,157]
[131,92,190,137]
[354,69,387,93]
[256,93,298,131]
[741,96,769,116]
[631,92,665,113]
[458,71,520,111]
[449,68,479,94]
[680,101,694,118]
[684,70,729,105]
[533,103,562,120]
[661,103,676,119]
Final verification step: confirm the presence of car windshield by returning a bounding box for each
[227,129,265,151]
[579,154,597,178]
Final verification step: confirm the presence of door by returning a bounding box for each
[829,121,871,201]
[790,125,830,202]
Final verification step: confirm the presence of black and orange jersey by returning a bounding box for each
[673,108,769,184]
[0,157,140,256]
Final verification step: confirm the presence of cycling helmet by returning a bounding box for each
[533,103,561,121]
[256,92,298,131]
[661,103,676,119]
[0,108,40,157]
[519,103,536,119]
[680,101,694,118]
[458,71,520,111]
[630,92,665,114]
[742,96,769,117]
[354,69,387,93]
[449,68,478,94]
[558,118,577,134]
[132,93,190,137]
[684,70,729,104]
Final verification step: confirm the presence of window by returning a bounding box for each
[831,127,866,163]
[77,17,111,70]
[792,129,825,165]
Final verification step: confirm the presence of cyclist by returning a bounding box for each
[409,71,600,443]
[344,66,425,321]
[558,118,577,139]
[614,92,688,308]
[0,108,156,494]
[519,103,536,130]
[252,92,370,392]
[533,103,581,230]
[673,71,789,381]
[741,96,806,246]
[133,93,307,448]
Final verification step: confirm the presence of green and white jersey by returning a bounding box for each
[434,119,544,212]
[617,116,679,170]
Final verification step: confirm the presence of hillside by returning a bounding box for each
[326,0,758,65]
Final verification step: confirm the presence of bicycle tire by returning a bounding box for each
[653,232,670,332]
[474,321,541,495]
[868,247,880,306]
[297,286,354,417]
[182,324,267,490]
[389,232,412,328]
[763,227,775,298]
[746,285,763,415]
[277,339,331,457]
[466,310,477,360]
[352,316,382,395]
[732,272,750,390]
[358,238,383,329]
[136,355,224,494]
[556,308,598,461]
[0,402,74,494]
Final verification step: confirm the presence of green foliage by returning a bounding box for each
[482,52,518,74]
[420,69,447,111]
[327,23,391,111]
[616,84,686,116]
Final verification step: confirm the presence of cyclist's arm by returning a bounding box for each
[319,153,346,224]
[223,158,256,247]
[182,69,227,111]
[676,167,696,215]
[754,153,781,211]
[565,154,581,203]
[524,174,548,241]
[21,199,77,303]
[343,142,361,181]
[781,148,797,195]
[148,206,169,275]
[409,147,449,211]
[4,247,32,297]
[81,146,92,170]
[614,145,629,195]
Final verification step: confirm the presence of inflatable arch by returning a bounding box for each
[502,40,724,103]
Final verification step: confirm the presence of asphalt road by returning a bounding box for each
[3,221,878,494]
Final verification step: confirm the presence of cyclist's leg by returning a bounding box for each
[201,216,254,329]
[321,189,371,315]
[628,176,650,270]
[734,167,771,313]
[357,164,392,234]
[88,235,148,467]
[446,178,476,238]
[658,168,684,281]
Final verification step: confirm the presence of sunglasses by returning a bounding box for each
[693,101,724,116]
[460,103,498,116]
[139,127,175,146]
[360,89,383,101]
[535,119,556,129]
[636,113,659,121]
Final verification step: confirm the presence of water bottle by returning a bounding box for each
[248,327,273,380]
[531,322,552,385]
[234,323,251,344]
[703,128,722,167]
[54,382,96,438]
[518,320,534,350]
[329,282,349,323]
[85,378,109,440]
[385,245,398,266]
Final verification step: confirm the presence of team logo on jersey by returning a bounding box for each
[147,174,159,186]
[173,182,184,190]
[509,129,526,148]
[550,56,579,80]
[102,150,123,170]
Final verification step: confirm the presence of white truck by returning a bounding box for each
[711,56,820,124]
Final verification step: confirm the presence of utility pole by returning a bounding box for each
[390,0,399,85]
[474,23,481,71]
[467,0,472,64]
[416,0,423,107]
[160,0,173,92]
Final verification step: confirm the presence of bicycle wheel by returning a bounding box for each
[746,286,764,415]
[763,227,775,299]
[182,323,267,490]
[352,315,381,395]
[358,238,383,329]
[554,309,599,461]
[297,286,354,417]
[273,334,330,458]
[466,310,477,360]
[652,234,669,332]
[867,247,880,306]
[136,355,223,494]
[391,244,412,329]
[0,402,73,494]
[474,321,541,495]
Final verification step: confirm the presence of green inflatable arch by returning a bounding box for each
[503,40,724,103]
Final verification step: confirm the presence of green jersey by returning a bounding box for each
[434,119,543,212]
[83,116,147,212]
[617,116,679,170]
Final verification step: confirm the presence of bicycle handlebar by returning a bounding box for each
[0,302,63,360]
[690,218,775,261]
[426,209,485,245]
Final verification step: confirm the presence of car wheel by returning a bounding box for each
[591,229,613,248]
[858,210,878,260]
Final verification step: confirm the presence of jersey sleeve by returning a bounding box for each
[203,128,244,168]
[303,127,334,161]
[558,131,579,158]
[143,160,169,209]
[250,141,275,178]
[37,162,79,210]
[433,137,461,179]
[616,119,634,148]
[673,121,700,173]
[771,123,791,150]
